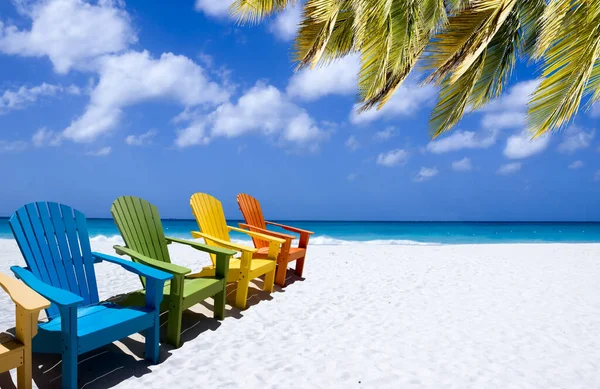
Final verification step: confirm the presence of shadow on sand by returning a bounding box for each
[1,269,304,388]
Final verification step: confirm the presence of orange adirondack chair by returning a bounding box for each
[237,193,314,287]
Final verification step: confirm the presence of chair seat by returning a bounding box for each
[168,277,222,299]
[40,303,152,338]
[33,302,155,355]
[255,247,306,261]
[0,333,24,370]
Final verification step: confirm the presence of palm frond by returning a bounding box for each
[430,53,486,138]
[356,0,446,111]
[532,0,571,59]
[468,7,520,109]
[294,0,354,68]
[528,0,600,137]
[294,0,345,68]
[425,0,517,85]
[230,0,295,23]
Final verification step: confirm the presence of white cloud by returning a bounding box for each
[480,111,526,130]
[482,80,539,113]
[557,125,594,154]
[350,82,436,124]
[125,129,157,146]
[414,167,438,182]
[427,129,497,154]
[594,170,600,181]
[175,82,326,149]
[85,146,111,156]
[591,104,600,118]
[569,160,584,169]
[376,149,408,167]
[504,130,550,159]
[0,140,27,152]
[345,135,359,151]
[479,79,540,130]
[64,50,229,142]
[374,126,395,141]
[270,4,302,41]
[175,120,210,148]
[0,0,135,73]
[347,173,358,181]
[194,0,235,18]
[1,82,79,113]
[452,157,472,172]
[497,162,521,175]
[287,55,359,101]
[32,127,61,147]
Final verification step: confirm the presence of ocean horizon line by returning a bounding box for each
[0,216,599,224]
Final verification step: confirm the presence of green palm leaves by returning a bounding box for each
[231,0,600,138]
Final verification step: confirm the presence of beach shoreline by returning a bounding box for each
[1,241,599,388]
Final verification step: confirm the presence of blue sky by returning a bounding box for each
[0,0,598,221]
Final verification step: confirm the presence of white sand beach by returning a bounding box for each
[1,240,600,388]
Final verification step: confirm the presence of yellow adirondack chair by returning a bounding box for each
[189,193,284,309]
[0,272,50,389]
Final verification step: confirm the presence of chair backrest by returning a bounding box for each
[190,193,231,249]
[9,202,99,318]
[236,193,269,249]
[111,196,171,286]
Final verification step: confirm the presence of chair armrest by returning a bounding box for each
[238,223,295,241]
[166,237,234,279]
[165,237,237,256]
[265,221,314,235]
[228,226,283,261]
[191,231,257,254]
[0,272,50,312]
[10,266,82,307]
[113,246,191,276]
[93,252,173,282]
[228,226,285,245]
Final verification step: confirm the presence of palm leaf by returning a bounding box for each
[230,0,295,23]
[430,53,486,138]
[425,0,517,85]
[528,0,600,137]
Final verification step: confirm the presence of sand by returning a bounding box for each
[0,239,599,388]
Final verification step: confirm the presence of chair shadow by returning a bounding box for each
[30,340,164,389]
[281,268,305,287]
[1,326,170,389]
[0,371,16,389]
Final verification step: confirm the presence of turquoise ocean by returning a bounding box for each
[1,218,600,244]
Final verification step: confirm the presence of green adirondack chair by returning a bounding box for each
[110,196,236,348]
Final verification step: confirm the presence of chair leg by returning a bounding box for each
[17,350,32,389]
[166,305,182,348]
[235,278,250,310]
[144,311,160,363]
[60,306,78,389]
[213,286,226,320]
[275,261,288,287]
[295,256,306,277]
[264,268,275,293]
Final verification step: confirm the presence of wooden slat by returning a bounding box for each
[15,207,52,285]
[111,196,171,264]
[237,193,269,248]
[75,210,99,304]
[191,193,229,241]
[147,200,171,262]
[61,204,92,305]
[124,197,152,259]
[131,197,155,258]
[37,204,70,291]
[48,203,83,298]
[24,204,62,288]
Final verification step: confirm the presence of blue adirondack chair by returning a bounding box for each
[9,202,173,389]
